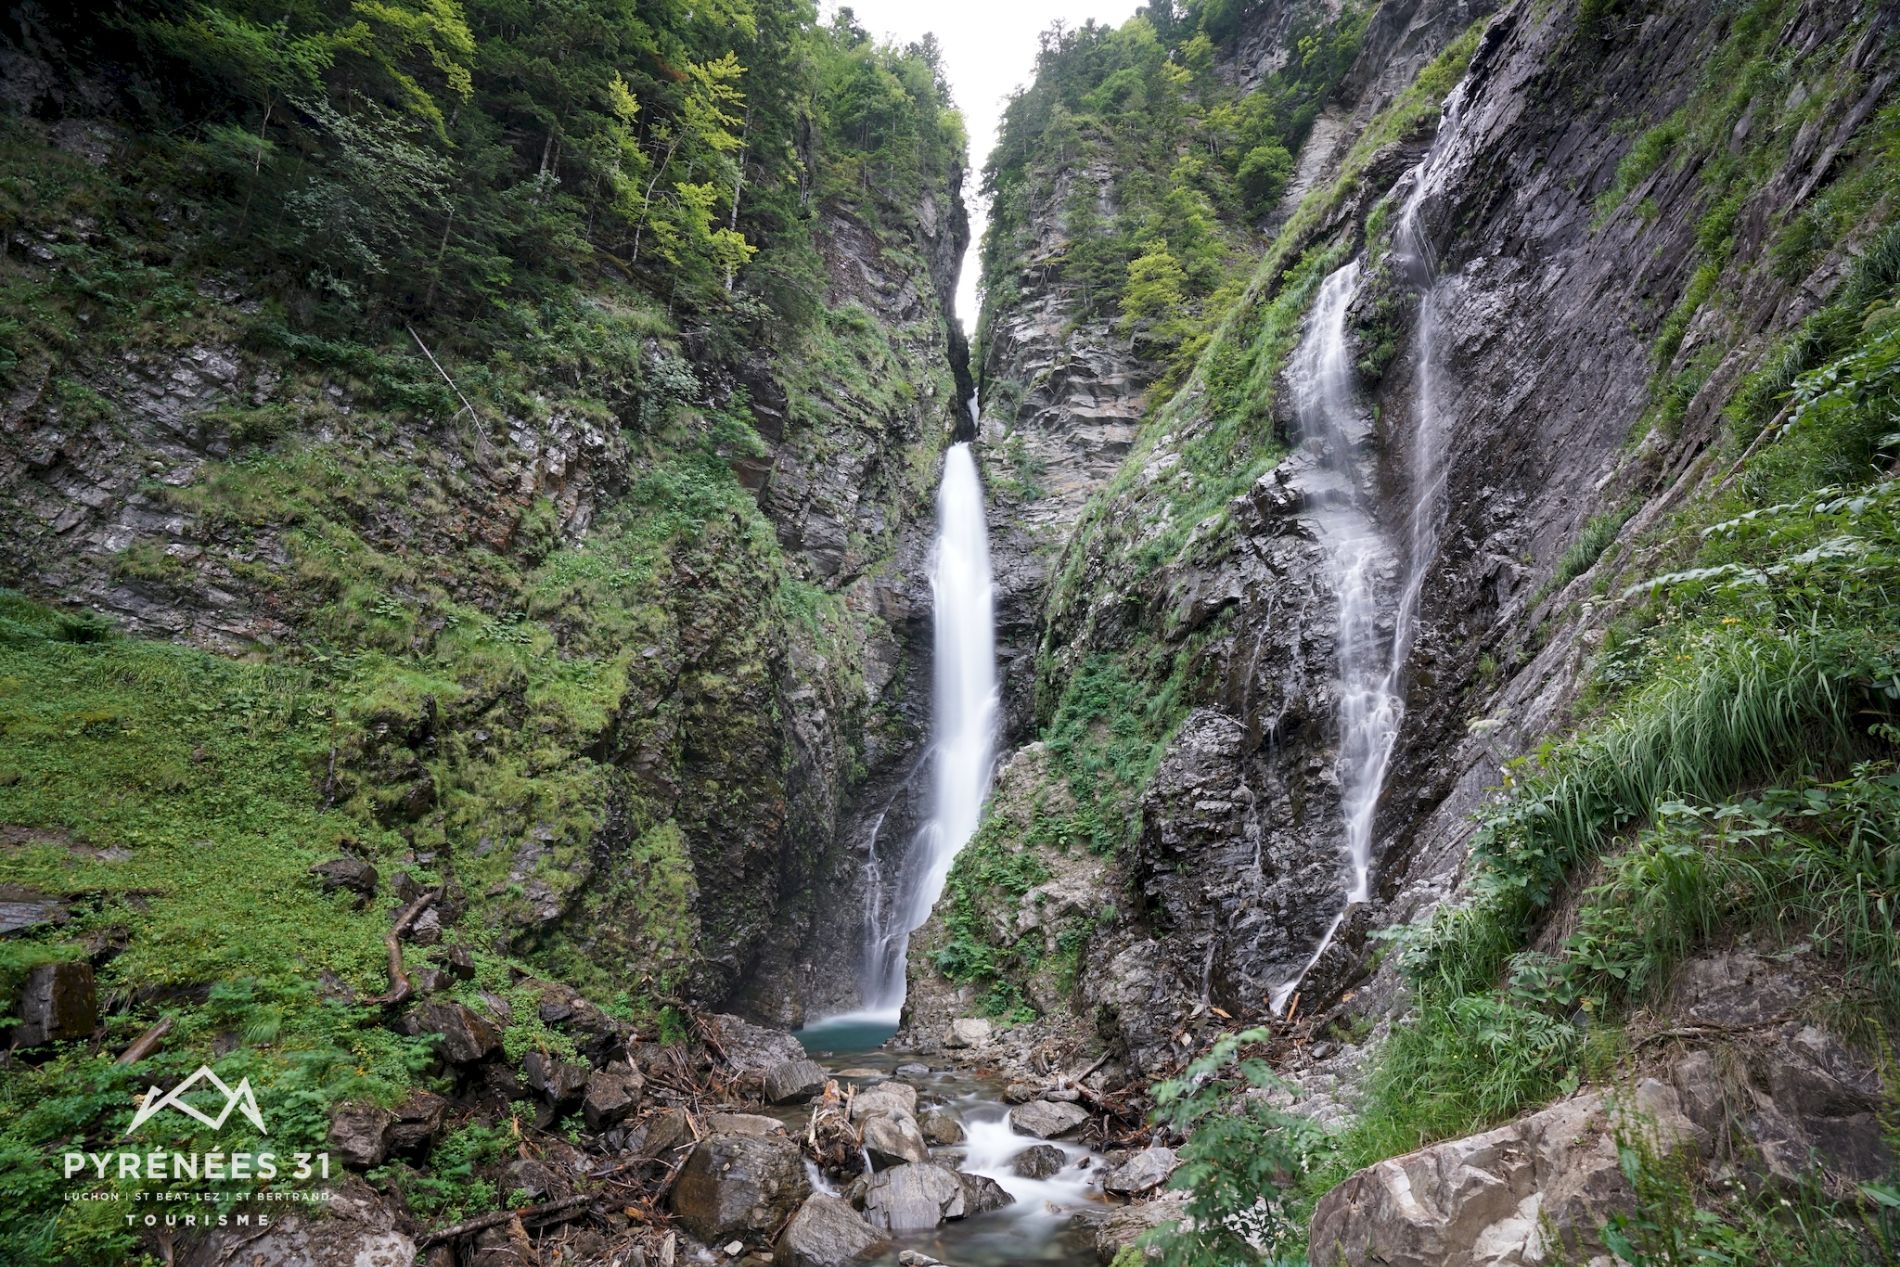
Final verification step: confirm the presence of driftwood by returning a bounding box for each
[417,1194,592,1248]
[374,888,442,1007]
[116,1016,174,1065]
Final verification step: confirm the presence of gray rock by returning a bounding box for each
[0,885,68,935]
[670,1133,811,1242]
[1010,1143,1067,1178]
[582,1062,643,1130]
[387,1091,447,1153]
[1102,1146,1178,1197]
[703,1013,807,1074]
[955,1171,1016,1214]
[861,1112,931,1167]
[12,961,96,1046]
[848,1081,918,1124]
[403,1001,500,1064]
[1007,1099,1089,1140]
[328,1103,394,1169]
[861,1163,968,1231]
[181,1178,412,1266]
[765,1058,829,1106]
[523,1051,590,1107]
[918,1107,965,1145]
[945,1018,992,1048]
[1309,1081,1698,1266]
[894,1063,931,1079]
[774,1194,890,1267]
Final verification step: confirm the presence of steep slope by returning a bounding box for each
[916,0,1900,1261]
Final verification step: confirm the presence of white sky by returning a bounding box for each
[823,0,1144,330]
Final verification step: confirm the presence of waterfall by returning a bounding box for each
[861,440,999,1013]
[1269,90,1467,1014]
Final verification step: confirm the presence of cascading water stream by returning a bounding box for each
[1270,89,1467,1014]
[860,437,999,1014]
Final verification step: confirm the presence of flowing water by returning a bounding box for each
[1270,92,1467,1013]
[861,440,1000,1013]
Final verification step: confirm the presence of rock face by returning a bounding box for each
[775,1194,891,1267]
[670,1133,812,1243]
[327,1103,395,1169]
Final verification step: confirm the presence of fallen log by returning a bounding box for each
[116,1016,174,1066]
[417,1194,592,1248]
[374,888,442,1007]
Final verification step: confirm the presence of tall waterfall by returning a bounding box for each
[1270,91,1466,1014]
[861,440,999,1013]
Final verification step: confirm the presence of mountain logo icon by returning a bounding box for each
[125,1066,267,1136]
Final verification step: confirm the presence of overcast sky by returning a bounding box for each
[824,0,1144,331]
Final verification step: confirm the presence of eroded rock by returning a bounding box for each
[1007,1099,1089,1140]
[775,1193,890,1267]
[670,1133,811,1243]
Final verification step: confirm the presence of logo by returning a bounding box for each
[126,1067,267,1137]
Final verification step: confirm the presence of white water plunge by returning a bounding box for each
[862,440,999,1013]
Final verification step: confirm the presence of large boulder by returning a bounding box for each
[387,1091,447,1153]
[849,1082,918,1124]
[918,1107,965,1146]
[670,1133,811,1242]
[327,1103,394,1169]
[860,1163,969,1231]
[946,1018,992,1048]
[582,1062,643,1129]
[861,1112,931,1167]
[765,1058,830,1105]
[775,1194,891,1267]
[1103,1146,1178,1197]
[403,1001,500,1064]
[859,1164,1015,1231]
[181,1179,412,1266]
[523,1051,590,1107]
[703,1013,807,1074]
[1011,1143,1067,1179]
[1308,1080,1696,1267]
[1007,1099,1089,1140]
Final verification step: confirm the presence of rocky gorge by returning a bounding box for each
[1,0,1899,1265]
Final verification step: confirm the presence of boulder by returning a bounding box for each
[181,1178,412,1266]
[1011,1144,1067,1179]
[327,1103,394,1169]
[848,1082,918,1124]
[1007,1099,1089,1140]
[439,944,477,981]
[1308,1081,1697,1267]
[895,1063,931,1079]
[774,1194,891,1267]
[309,856,378,900]
[918,1107,965,1146]
[404,1001,500,1064]
[627,1107,694,1158]
[765,1058,829,1106]
[387,1091,447,1153]
[582,1062,643,1130]
[1081,1194,1190,1262]
[12,961,96,1046]
[956,1172,1016,1215]
[523,1051,590,1107]
[703,1013,807,1074]
[1103,1146,1177,1197]
[670,1133,811,1242]
[861,1163,968,1231]
[946,1018,992,1048]
[861,1112,931,1167]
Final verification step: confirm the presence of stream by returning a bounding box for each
[794,1014,1108,1267]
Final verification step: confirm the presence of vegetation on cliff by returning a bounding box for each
[0,1,967,1260]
